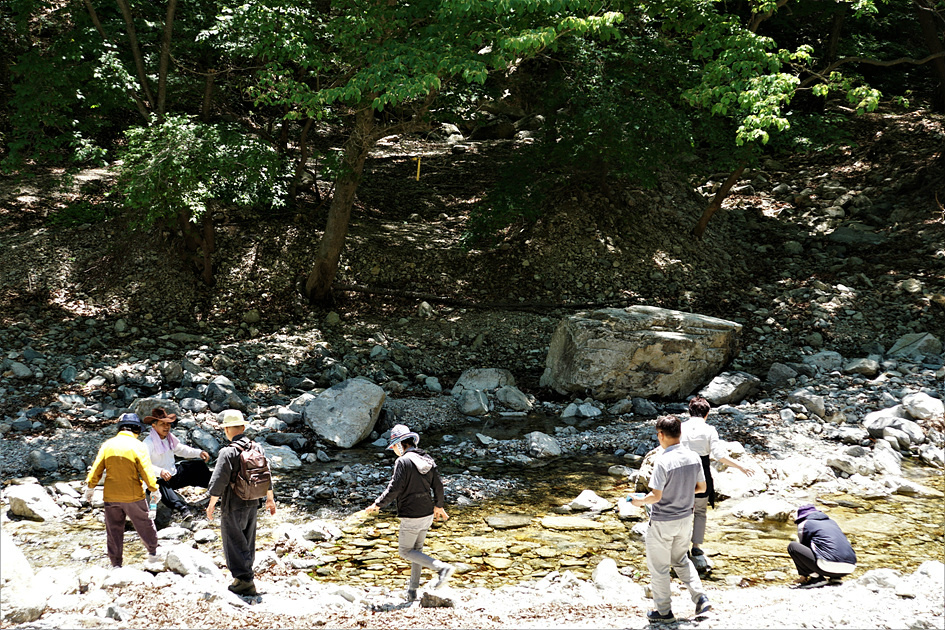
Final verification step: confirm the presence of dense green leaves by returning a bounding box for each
[116,115,289,228]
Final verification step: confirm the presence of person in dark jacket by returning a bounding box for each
[362,424,454,601]
[206,410,276,597]
[788,504,857,587]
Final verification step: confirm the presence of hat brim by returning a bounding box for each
[143,414,177,425]
[387,432,419,449]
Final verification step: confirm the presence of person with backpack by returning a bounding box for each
[361,424,454,602]
[206,409,276,597]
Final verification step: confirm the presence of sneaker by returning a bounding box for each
[434,563,455,589]
[646,610,675,623]
[795,576,828,590]
[826,577,843,586]
[406,588,418,602]
[695,594,712,615]
[228,579,258,596]
[180,507,194,520]
[144,554,163,571]
[690,547,705,557]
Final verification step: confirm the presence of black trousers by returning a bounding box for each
[157,459,211,511]
[221,501,258,581]
[787,541,848,578]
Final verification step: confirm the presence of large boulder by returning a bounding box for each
[4,484,64,522]
[303,379,385,448]
[541,307,742,400]
[1,530,34,588]
[902,392,945,421]
[887,332,942,358]
[257,442,303,470]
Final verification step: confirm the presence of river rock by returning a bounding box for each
[779,455,836,487]
[856,568,902,591]
[539,515,605,530]
[766,362,797,386]
[569,489,612,512]
[5,484,65,521]
[541,306,742,400]
[826,452,875,476]
[0,585,47,624]
[0,530,34,588]
[132,397,183,419]
[420,591,455,608]
[190,428,221,455]
[524,431,560,458]
[902,392,944,421]
[728,496,796,522]
[887,332,942,358]
[711,458,768,499]
[258,442,303,470]
[787,388,825,418]
[843,358,880,377]
[28,450,58,473]
[457,389,489,416]
[698,371,760,405]
[632,398,660,416]
[802,351,843,373]
[165,545,223,579]
[297,520,343,541]
[485,513,533,529]
[617,499,645,521]
[495,386,532,411]
[303,379,385,448]
[451,368,515,397]
[561,402,601,418]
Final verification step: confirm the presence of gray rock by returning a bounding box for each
[303,379,386,448]
[562,402,601,418]
[8,361,33,379]
[451,368,516,397]
[843,358,880,377]
[607,398,635,415]
[179,397,208,413]
[485,513,533,529]
[826,226,888,246]
[887,332,942,358]
[424,376,442,393]
[274,406,303,425]
[525,431,561,458]
[495,386,532,411]
[698,371,760,405]
[28,450,58,473]
[132,397,182,420]
[59,365,77,383]
[258,442,303,470]
[788,388,826,418]
[631,398,660,416]
[420,591,455,608]
[902,392,944,421]
[164,545,223,579]
[541,306,742,400]
[190,428,221,455]
[457,389,489,416]
[0,530,34,588]
[802,351,843,372]
[5,484,65,521]
[265,431,302,447]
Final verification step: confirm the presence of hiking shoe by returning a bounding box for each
[228,579,258,596]
[434,563,455,588]
[646,610,675,623]
[406,588,418,602]
[695,594,712,615]
[180,507,194,520]
[144,554,163,571]
[795,576,828,590]
[826,577,843,586]
[690,547,705,557]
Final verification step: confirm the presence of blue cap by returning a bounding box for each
[117,412,146,433]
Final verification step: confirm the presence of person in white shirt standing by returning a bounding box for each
[681,396,755,558]
[142,407,211,519]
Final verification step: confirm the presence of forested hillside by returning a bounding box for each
[1,0,943,318]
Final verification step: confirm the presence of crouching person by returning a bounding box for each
[788,504,856,588]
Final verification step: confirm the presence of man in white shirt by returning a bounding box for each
[681,396,754,557]
[143,407,211,519]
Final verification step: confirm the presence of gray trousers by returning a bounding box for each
[398,514,445,589]
[645,515,706,615]
[692,496,709,545]
[221,502,258,581]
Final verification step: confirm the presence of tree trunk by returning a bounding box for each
[290,117,314,206]
[915,0,945,113]
[825,6,846,63]
[178,207,216,286]
[692,162,747,239]
[82,0,151,121]
[156,0,177,122]
[201,70,215,121]
[115,0,156,111]
[304,104,375,303]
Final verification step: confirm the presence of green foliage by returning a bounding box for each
[116,115,289,228]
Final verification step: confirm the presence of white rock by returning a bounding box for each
[0,530,34,588]
[451,368,515,397]
[902,392,944,421]
[569,489,612,512]
[5,484,65,522]
[525,431,561,458]
[302,379,386,448]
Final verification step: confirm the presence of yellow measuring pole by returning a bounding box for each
[412,156,421,181]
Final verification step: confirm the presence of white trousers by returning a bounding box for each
[398,514,445,589]
[645,515,706,615]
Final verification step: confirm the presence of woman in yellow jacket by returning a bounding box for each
[85,413,162,569]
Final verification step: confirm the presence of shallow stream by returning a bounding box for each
[5,415,944,593]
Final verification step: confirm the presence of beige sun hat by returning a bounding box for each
[220,409,247,428]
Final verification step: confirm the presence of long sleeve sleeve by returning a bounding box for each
[374,459,407,508]
[86,445,107,487]
[431,466,445,508]
[208,448,235,498]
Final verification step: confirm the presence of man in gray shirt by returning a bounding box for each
[632,416,711,622]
